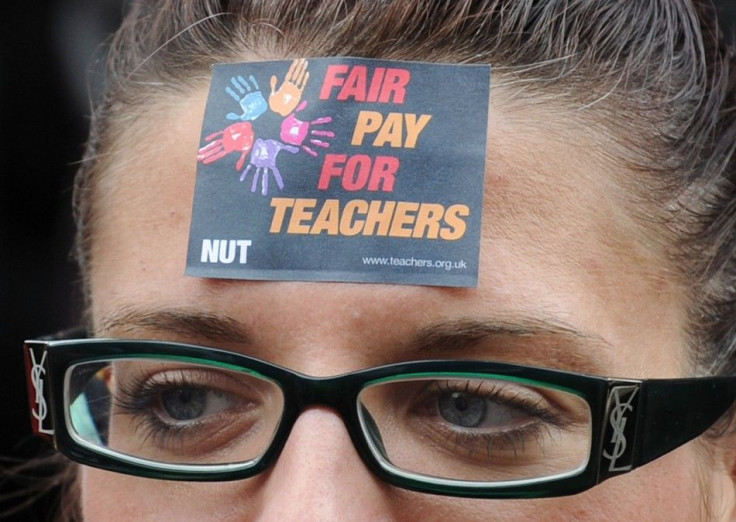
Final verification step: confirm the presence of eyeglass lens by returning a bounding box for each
[359,377,591,482]
[67,359,285,466]
[66,359,592,483]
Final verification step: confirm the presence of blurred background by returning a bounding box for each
[1,0,123,451]
[0,1,735,519]
[1,2,123,519]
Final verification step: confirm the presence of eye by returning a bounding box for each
[106,363,285,462]
[156,386,232,423]
[437,390,525,429]
[421,380,540,434]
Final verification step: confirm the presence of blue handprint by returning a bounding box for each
[240,138,299,195]
[226,75,268,121]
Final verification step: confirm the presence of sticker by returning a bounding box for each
[186,57,490,287]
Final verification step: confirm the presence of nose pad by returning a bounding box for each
[255,407,392,520]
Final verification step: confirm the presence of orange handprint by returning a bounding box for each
[269,59,309,117]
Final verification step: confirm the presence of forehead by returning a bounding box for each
[90,85,687,377]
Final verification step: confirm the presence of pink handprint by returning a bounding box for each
[240,138,299,195]
[279,101,334,157]
[197,122,255,170]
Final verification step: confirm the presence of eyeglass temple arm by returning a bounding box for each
[598,377,736,481]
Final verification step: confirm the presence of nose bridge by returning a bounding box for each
[290,371,371,458]
[298,372,356,409]
[255,405,393,520]
[285,371,365,442]
[264,369,390,490]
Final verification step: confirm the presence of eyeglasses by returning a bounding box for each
[24,336,736,499]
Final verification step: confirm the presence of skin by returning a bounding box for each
[80,83,736,521]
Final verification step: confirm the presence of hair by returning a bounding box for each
[0,452,80,522]
[48,0,736,518]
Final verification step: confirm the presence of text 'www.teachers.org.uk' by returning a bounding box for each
[362,256,468,271]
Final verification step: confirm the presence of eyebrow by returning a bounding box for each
[97,307,251,345]
[411,317,612,375]
[97,307,611,375]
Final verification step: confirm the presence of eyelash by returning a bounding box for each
[114,370,216,450]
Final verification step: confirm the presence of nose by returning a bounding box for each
[255,407,394,521]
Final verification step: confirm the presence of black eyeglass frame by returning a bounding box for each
[24,336,736,499]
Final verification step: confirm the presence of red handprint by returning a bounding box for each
[197,122,255,170]
[279,101,334,157]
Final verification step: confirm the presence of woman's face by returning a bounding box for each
[81,86,733,521]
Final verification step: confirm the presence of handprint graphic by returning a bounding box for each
[240,138,299,195]
[269,59,309,117]
[197,122,255,170]
[200,61,333,195]
[280,101,334,157]
[226,75,268,121]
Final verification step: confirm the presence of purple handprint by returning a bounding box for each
[280,101,334,157]
[226,75,268,121]
[240,138,299,195]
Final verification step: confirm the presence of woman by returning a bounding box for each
[20,0,736,520]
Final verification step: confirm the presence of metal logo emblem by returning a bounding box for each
[602,384,638,473]
[28,347,54,436]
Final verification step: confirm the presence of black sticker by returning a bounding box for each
[186,58,490,287]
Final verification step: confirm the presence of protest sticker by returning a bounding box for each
[186,57,490,287]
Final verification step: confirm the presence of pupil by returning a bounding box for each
[438,391,486,428]
[161,388,206,421]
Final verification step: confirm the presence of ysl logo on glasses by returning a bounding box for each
[603,385,638,472]
[30,348,54,435]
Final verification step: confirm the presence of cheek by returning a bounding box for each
[556,446,703,521]
[80,468,264,522]
[80,446,703,521]
[437,447,703,522]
